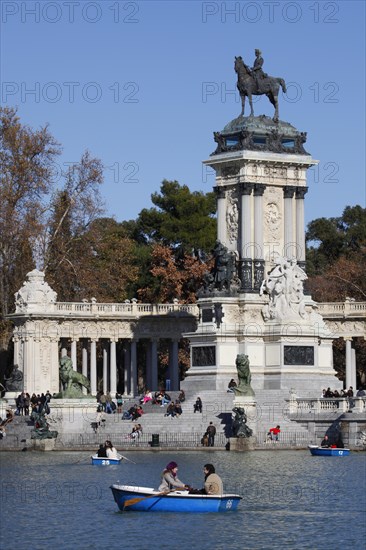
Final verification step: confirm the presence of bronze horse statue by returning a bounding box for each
[235,56,286,122]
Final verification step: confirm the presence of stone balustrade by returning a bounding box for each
[51,301,199,317]
[317,301,366,319]
[288,397,366,415]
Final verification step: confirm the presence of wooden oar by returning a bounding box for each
[123,487,186,508]
[119,454,136,464]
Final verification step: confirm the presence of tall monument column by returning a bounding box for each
[240,183,254,292]
[184,52,340,394]
[215,186,227,243]
[296,187,308,265]
[253,184,266,291]
[283,186,296,259]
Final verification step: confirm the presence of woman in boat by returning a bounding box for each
[105,440,118,458]
[158,461,186,492]
[203,464,223,495]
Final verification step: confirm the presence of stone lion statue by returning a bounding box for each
[58,356,90,397]
[233,354,255,398]
[232,407,253,438]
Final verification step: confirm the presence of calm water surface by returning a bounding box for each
[0,450,365,550]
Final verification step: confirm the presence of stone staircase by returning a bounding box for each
[0,389,319,450]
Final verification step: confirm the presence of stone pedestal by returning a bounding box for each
[229,436,256,451]
[32,438,56,451]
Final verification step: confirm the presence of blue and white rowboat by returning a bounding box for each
[110,484,242,512]
[91,455,123,465]
[308,445,350,456]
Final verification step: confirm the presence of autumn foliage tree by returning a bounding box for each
[137,243,213,303]
[306,205,366,385]
[0,107,61,321]
[306,205,366,301]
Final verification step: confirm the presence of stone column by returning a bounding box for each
[283,186,296,259]
[13,337,21,368]
[240,183,254,292]
[253,184,265,291]
[345,338,352,390]
[61,340,68,357]
[351,347,357,390]
[103,343,108,393]
[150,339,158,391]
[295,187,308,264]
[82,340,88,395]
[123,342,131,396]
[23,337,32,394]
[215,186,227,244]
[110,339,117,395]
[145,341,152,390]
[169,339,179,391]
[71,340,78,371]
[90,339,97,396]
[130,340,138,397]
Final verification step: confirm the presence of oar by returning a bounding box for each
[119,454,136,464]
[123,487,186,508]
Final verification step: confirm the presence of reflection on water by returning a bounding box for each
[0,450,365,549]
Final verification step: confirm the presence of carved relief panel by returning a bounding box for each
[226,188,239,245]
[263,186,283,262]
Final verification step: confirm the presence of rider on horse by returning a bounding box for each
[251,49,267,93]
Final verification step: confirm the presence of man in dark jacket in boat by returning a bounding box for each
[97,444,107,457]
[320,435,330,448]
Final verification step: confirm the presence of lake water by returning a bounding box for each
[1,450,365,550]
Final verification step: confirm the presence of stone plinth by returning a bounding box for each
[229,436,256,451]
[32,438,56,451]
[48,398,100,434]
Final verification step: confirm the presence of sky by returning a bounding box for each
[1,0,365,227]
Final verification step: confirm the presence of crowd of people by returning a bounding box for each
[321,387,355,398]
[14,391,52,416]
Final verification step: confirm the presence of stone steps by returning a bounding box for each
[0,389,314,449]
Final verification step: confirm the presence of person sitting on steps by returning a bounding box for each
[194,397,202,413]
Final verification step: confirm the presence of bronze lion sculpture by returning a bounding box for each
[59,356,90,397]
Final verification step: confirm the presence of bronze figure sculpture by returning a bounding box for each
[235,51,286,122]
[233,354,255,398]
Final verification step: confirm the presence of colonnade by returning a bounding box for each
[215,183,308,292]
[59,337,180,396]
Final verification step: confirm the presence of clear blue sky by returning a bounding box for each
[1,0,365,226]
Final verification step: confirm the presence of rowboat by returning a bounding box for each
[308,445,350,457]
[91,455,123,465]
[110,484,242,512]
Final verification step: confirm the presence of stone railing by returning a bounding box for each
[317,301,366,319]
[50,300,199,317]
[287,397,366,415]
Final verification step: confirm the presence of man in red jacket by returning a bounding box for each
[268,425,281,441]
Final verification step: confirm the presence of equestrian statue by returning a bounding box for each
[235,49,287,122]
